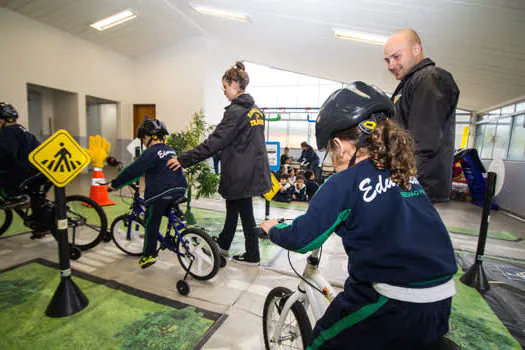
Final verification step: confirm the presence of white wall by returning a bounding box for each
[53,90,79,134]
[0,8,134,140]
[100,104,117,149]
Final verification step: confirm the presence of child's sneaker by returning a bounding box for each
[212,236,229,256]
[139,255,156,269]
[232,253,260,266]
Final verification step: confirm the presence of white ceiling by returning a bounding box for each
[2,0,525,111]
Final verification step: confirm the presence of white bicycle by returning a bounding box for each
[260,229,336,350]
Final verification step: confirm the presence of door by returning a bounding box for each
[133,104,156,137]
[27,90,44,141]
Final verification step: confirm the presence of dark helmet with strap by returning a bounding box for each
[315,81,395,151]
[0,103,19,123]
[137,119,169,140]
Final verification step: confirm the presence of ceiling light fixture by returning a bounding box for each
[190,4,248,22]
[333,28,388,45]
[90,9,137,31]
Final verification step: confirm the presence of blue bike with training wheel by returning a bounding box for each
[109,183,225,295]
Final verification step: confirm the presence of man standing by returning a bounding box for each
[384,29,459,202]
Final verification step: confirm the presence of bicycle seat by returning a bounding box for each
[171,196,188,207]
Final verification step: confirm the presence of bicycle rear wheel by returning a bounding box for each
[0,207,13,237]
[111,214,144,256]
[65,195,107,250]
[176,227,220,280]
[263,286,312,350]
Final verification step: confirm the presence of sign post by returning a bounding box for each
[265,142,281,219]
[29,129,91,317]
[460,159,505,292]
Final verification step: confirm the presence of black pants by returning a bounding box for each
[143,197,173,257]
[217,197,260,261]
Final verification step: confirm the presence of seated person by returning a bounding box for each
[292,175,307,202]
[304,170,319,202]
[261,82,457,349]
[108,119,187,269]
[280,146,292,165]
[0,103,41,209]
[287,168,296,185]
[273,173,293,203]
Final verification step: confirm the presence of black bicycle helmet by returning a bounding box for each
[315,81,395,151]
[137,119,169,140]
[0,103,19,123]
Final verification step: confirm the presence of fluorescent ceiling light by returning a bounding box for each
[90,9,137,31]
[333,28,388,45]
[191,4,248,22]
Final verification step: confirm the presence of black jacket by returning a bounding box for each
[299,146,320,169]
[178,94,271,200]
[0,124,40,181]
[391,58,459,202]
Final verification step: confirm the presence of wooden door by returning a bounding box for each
[133,104,156,137]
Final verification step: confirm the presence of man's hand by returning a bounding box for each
[261,220,280,233]
[86,135,111,168]
[166,156,182,171]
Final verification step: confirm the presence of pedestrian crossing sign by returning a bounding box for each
[29,129,91,187]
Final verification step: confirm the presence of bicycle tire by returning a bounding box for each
[111,214,144,256]
[0,208,13,236]
[64,195,108,250]
[176,227,220,281]
[263,286,313,350]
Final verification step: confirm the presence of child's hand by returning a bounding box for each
[261,220,280,233]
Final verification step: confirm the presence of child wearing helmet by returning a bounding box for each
[0,102,41,210]
[261,82,457,349]
[108,119,187,268]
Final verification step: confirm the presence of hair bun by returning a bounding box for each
[235,61,245,71]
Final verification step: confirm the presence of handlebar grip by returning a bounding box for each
[254,227,269,240]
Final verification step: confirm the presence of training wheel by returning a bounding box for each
[220,255,227,268]
[176,280,190,296]
[69,247,82,260]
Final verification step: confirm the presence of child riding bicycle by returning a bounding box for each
[108,119,187,269]
[261,82,457,349]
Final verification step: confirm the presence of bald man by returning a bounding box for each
[384,29,459,203]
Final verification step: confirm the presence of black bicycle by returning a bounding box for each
[0,174,108,259]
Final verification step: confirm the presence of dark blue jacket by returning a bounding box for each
[111,143,187,205]
[0,124,40,181]
[269,159,457,294]
[299,146,320,169]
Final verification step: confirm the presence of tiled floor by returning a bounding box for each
[1,168,524,349]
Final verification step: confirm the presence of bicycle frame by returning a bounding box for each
[124,187,189,258]
[269,248,338,348]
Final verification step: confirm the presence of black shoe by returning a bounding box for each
[232,253,260,266]
[212,236,229,256]
[1,195,30,209]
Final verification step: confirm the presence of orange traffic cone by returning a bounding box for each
[89,167,115,206]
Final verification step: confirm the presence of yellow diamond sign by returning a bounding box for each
[29,129,91,187]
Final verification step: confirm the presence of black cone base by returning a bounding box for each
[46,277,89,317]
[460,262,490,292]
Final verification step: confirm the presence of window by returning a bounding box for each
[246,62,343,150]
[474,100,525,161]
[508,114,525,161]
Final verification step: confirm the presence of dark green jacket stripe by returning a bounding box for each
[308,295,388,350]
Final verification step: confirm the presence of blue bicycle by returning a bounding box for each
[110,183,224,295]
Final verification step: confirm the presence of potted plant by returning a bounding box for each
[166,110,220,224]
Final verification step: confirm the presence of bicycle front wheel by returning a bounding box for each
[263,286,312,350]
[111,214,144,256]
[0,207,13,236]
[176,228,220,280]
[65,195,108,250]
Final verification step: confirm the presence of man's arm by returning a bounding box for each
[177,110,241,168]
[408,74,455,159]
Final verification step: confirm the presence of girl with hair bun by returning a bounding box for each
[168,61,271,265]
